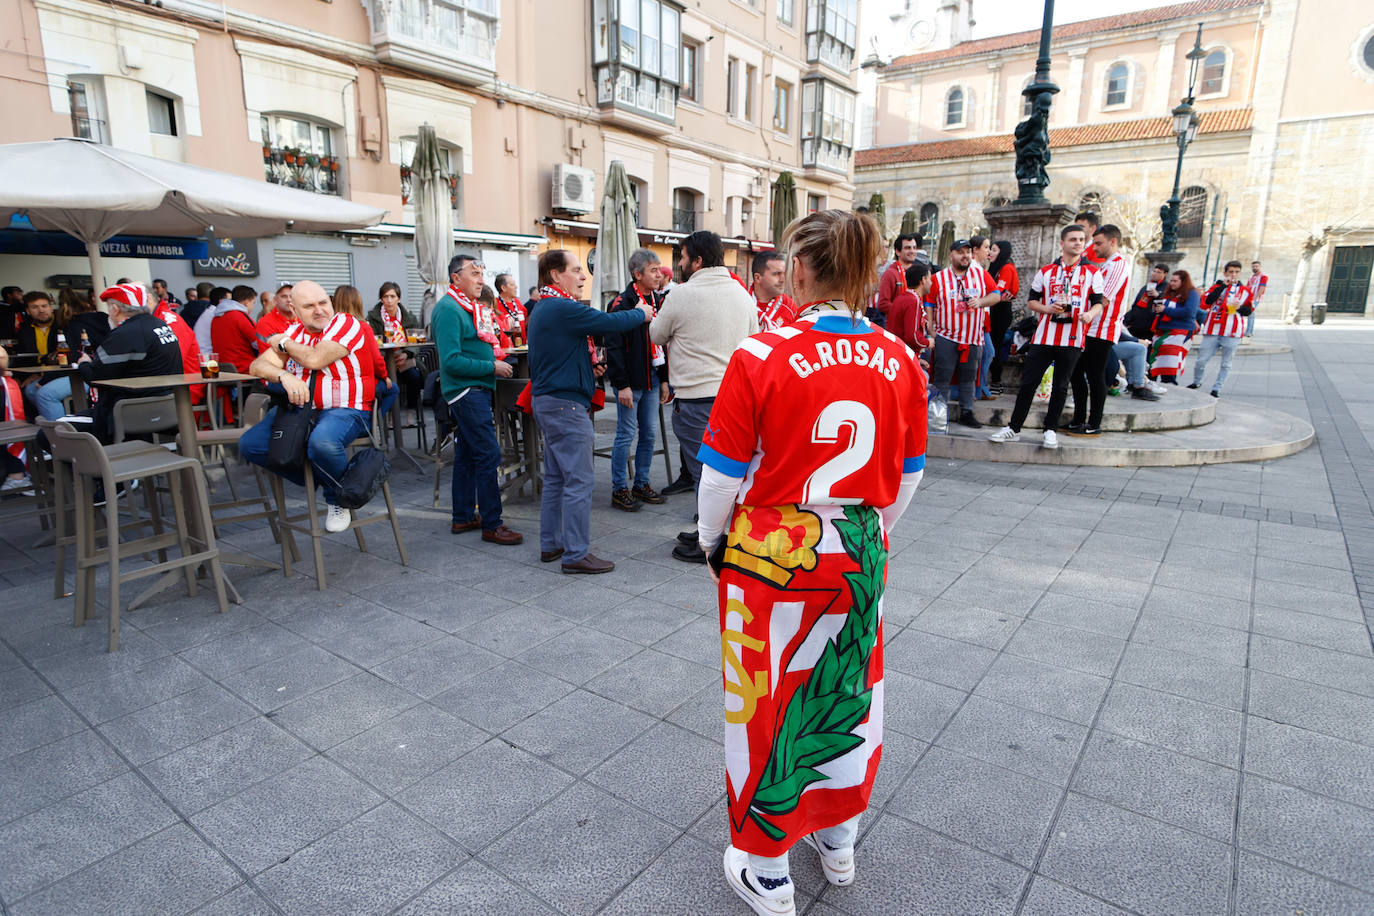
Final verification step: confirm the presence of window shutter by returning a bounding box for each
[272,249,353,292]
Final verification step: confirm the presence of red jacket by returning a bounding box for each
[876,261,907,316]
[152,302,204,404]
[210,309,257,375]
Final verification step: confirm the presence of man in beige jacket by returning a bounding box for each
[650,230,758,563]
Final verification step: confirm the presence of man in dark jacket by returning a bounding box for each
[605,248,671,512]
[77,283,183,443]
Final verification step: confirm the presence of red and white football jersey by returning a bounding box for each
[699,313,927,509]
[1202,283,1252,338]
[1029,259,1103,349]
[1085,253,1131,341]
[925,264,993,346]
[283,312,375,411]
[1246,272,1268,300]
[755,292,800,332]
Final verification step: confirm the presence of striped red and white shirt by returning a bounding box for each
[1246,272,1267,301]
[1085,253,1131,341]
[1029,259,1104,349]
[1202,283,1252,338]
[283,312,375,411]
[925,264,994,346]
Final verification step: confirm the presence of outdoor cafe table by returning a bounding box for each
[496,347,541,497]
[9,364,88,411]
[88,371,261,607]
[378,341,434,473]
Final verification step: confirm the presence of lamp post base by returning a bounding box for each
[1142,250,1190,274]
[984,202,1075,310]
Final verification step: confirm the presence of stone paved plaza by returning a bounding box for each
[1,321,1372,915]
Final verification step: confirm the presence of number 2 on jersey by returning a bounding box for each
[802,400,876,504]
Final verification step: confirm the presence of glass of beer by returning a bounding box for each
[200,351,220,378]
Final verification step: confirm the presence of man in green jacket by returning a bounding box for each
[431,254,522,545]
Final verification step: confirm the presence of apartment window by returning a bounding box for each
[1021,77,1034,117]
[629,178,646,227]
[773,79,792,132]
[146,90,177,136]
[369,0,501,66]
[800,78,855,172]
[919,202,938,240]
[777,0,794,26]
[744,64,757,121]
[727,57,741,117]
[1179,186,1207,238]
[681,39,700,103]
[261,114,340,196]
[944,86,965,128]
[807,193,824,214]
[672,187,699,233]
[66,78,107,144]
[1200,49,1226,96]
[398,137,461,211]
[1104,63,1129,107]
[592,0,681,122]
[805,0,857,72]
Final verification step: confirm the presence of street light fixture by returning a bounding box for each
[1160,24,1207,252]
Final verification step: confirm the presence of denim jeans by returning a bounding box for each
[1245,311,1256,336]
[1112,340,1148,388]
[34,375,73,421]
[976,331,994,398]
[931,336,980,412]
[448,388,504,530]
[240,406,371,503]
[375,379,399,419]
[1191,334,1241,393]
[673,398,714,491]
[533,394,594,562]
[611,388,657,491]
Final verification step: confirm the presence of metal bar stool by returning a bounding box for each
[49,423,228,651]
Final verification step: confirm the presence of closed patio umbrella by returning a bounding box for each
[0,137,387,290]
[589,160,638,310]
[770,171,797,247]
[410,125,454,326]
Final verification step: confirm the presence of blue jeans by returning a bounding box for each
[976,331,994,398]
[611,388,656,491]
[1191,334,1241,393]
[375,379,399,419]
[1245,311,1256,336]
[448,388,504,530]
[34,376,73,420]
[241,406,371,503]
[1112,339,1148,388]
[533,394,594,563]
[672,398,714,491]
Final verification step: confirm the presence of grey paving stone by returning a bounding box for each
[1234,850,1374,916]
[458,605,575,657]
[940,574,1047,617]
[396,737,573,852]
[1254,557,1358,595]
[883,629,998,691]
[327,702,487,795]
[1244,717,1374,810]
[584,648,718,718]
[1130,611,1249,666]
[313,610,446,668]
[1019,877,1131,916]
[910,599,1022,649]
[1098,682,1243,767]
[9,824,240,916]
[189,756,382,875]
[272,672,420,750]
[1252,604,1373,656]
[639,571,722,614]
[1248,670,1374,747]
[0,770,177,900]
[28,626,173,691]
[583,596,699,645]
[1141,583,1252,630]
[97,682,257,765]
[1040,793,1231,916]
[887,746,1059,867]
[61,654,212,724]
[587,722,723,828]
[483,781,678,916]
[1050,569,1151,608]
[388,585,517,634]
[188,882,276,915]
[1071,732,1238,842]
[0,694,85,761]
[882,669,966,740]
[393,859,559,915]
[1066,550,1160,584]
[515,625,640,686]
[1239,776,1374,892]
[141,717,315,816]
[370,634,504,698]
[974,653,1111,725]
[1005,619,1126,677]
[1115,642,1247,709]
[254,803,465,915]
[0,664,51,712]
[937,696,1088,786]
[0,729,128,824]
[220,644,362,713]
[1027,591,1138,638]
[430,660,573,732]
[501,689,656,775]
[1156,562,1253,601]
[665,682,726,744]
[268,593,391,642]
[134,602,266,653]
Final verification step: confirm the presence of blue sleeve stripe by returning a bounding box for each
[903,454,926,473]
[698,443,750,478]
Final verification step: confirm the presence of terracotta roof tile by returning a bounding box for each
[855,108,1253,168]
[885,0,1262,70]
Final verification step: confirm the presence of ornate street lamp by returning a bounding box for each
[1159,25,1207,252]
[1012,1,1059,205]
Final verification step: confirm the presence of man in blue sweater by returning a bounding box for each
[528,249,652,574]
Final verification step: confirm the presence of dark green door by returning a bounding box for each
[1327,246,1374,313]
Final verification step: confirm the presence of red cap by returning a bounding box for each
[98,283,148,310]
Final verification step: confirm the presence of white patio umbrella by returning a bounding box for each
[409,125,454,326]
[0,137,387,289]
[589,160,639,310]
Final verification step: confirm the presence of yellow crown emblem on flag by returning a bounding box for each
[725,505,822,586]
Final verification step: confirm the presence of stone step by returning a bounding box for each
[928,400,1313,467]
[962,385,1216,432]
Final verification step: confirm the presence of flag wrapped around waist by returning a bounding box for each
[1149,332,1191,379]
[719,502,887,857]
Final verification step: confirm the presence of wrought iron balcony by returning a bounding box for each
[262,145,340,196]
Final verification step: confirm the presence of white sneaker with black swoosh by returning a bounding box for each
[723,846,795,916]
[802,833,856,886]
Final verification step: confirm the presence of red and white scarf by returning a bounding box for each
[632,285,666,366]
[380,306,407,344]
[496,297,526,337]
[449,284,505,359]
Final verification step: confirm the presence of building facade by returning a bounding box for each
[0,0,860,304]
[855,0,1374,317]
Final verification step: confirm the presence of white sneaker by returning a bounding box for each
[723,846,795,916]
[802,833,856,886]
[1,475,31,492]
[988,426,1020,443]
[1043,430,1059,449]
[324,502,351,533]
[1146,380,1167,394]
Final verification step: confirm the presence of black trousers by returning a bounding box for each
[988,302,1014,385]
[1069,336,1114,427]
[1009,344,1082,433]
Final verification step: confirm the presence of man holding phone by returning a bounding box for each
[923,238,1002,428]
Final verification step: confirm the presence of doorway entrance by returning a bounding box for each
[1326,246,1373,313]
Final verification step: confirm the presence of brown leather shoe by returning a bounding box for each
[540,548,565,563]
[450,517,481,534]
[481,525,523,545]
[561,553,615,574]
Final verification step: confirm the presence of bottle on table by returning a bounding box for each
[79,331,93,358]
[55,332,69,366]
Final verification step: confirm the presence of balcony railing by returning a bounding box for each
[399,165,460,210]
[364,0,500,85]
[263,145,340,196]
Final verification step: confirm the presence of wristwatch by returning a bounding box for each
[276,338,289,355]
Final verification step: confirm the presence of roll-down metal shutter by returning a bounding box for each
[273,249,354,292]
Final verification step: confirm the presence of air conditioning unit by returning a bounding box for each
[552,163,596,214]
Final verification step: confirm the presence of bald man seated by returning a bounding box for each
[240,281,378,532]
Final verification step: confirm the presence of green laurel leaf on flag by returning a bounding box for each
[744,506,887,839]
